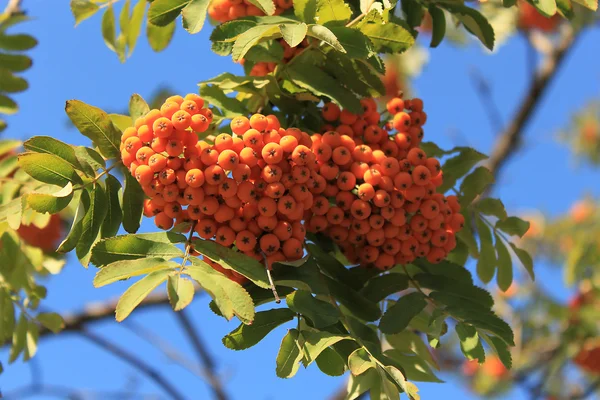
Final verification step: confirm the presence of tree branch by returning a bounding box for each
[3,0,22,15]
[174,310,229,400]
[80,329,186,400]
[3,384,160,400]
[486,27,579,183]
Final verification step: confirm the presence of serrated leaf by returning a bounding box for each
[191,238,269,289]
[438,147,487,193]
[476,198,507,220]
[18,152,81,187]
[324,275,382,321]
[23,136,83,172]
[326,26,371,58]
[199,84,248,118]
[167,275,195,311]
[509,243,534,280]
[360,273,409,303]
[76,185,108,266]
[306,24,345,53]
[357,11,414,54]
[91,234,185,266]
[412,273,493,309]
[530,0,557,16]
[148,0,190,26]
[481,333,512,369]
[27,182,74,214]
[280,23,308,48]
[182,0,210,33]
[302,330,351,365]
[147,21,176,52]
[348,347,375,375]
[439,4,495,50]
[232,24,281,62]
[65,100,121,159]
[316,347,346,376]
[101,174,123,238]
[294,0,317,22]
[556,0,574,18]
[94,257,179,287]
[75,146,106,177]
[315,0,352,24]
[495,234,512,291]
[286,290,339,328]
[379,292,427,334]
[276,329,303,378]
[384,349,443,382]
[456,322,485,362]
[187,259,255,323]
[476,216,496,284]
[460,166,494,206]
[36,312,65,334]
[222,308,295,350]
[102,6,117,52]
[429,5,446,48]
[386,331,439,370]
[116,269,171,321]
[70,0,100,25]
[496,216,530,238]
[122,172,144,233]
[248,0,276,15]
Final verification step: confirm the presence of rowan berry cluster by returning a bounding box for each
[243,39,310,77]
[312,97,464,269]
[208,0,293,23]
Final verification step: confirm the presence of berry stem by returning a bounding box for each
[262,252,281,304]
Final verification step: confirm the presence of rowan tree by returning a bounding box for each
[0,0,599,399]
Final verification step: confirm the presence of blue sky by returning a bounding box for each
[1,1,599,399]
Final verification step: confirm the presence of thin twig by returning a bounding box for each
[485,27,579,186]
[174,310,229,400]
[80,329,186,400]
[3,384,159,400]
[469,68,503,133]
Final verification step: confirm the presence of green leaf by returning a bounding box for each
[326,26,371,58]
[122,173,144,233]
[357,11,414,54]
[232,24,281,62]
[496,216,530,238]
[413,273,493,309]
[324,275,382,321]
[191,239,270,289]
[348,347,376,375]
[379,292,427,334]
[509,243,534,280]
[556,0,575,18]
[94,257,178,287]
[23,319,39,361]
[276,329,303,378]
[481,333,512,370]
[283,50,362,113]
[0,289,15,342]
[101,175,123,238]
[530,0,557,16]
[455,322,485,362]
[9,314,27,363]
[129,94,150,121]
[57,191,87,253]
[476,216,496,284]
[460,166,494,206]
[0,94,18,115]
[199,84,248,118]
[360,273,409,303]
[439,3,495,50]
[0,54,31,72]
[429,5,446,48]
[385,349,443,383]
[147,21,176,52]
[438,147,487,193]
[348,369,379,398]
[294,0,317,22]
[316,347,346,376]
[109,114,132,131]
[102,6,117,52]
[91,234,185,266]
[76,185,108,266]
[210,19,258,55]
[305,24,344,53]
[36,312,65,334]
[315,0,352,24]
[65,100,121,159]
[272,259,329,294]
[494,234,512,292]
[280,23,308,48]
[187,259,255,323]
[402,0,425,28]
[386,330,439,370]
[23,136,82,172]
[0,33,37,51]
[223,308,295,350]
[116,269,171,321]
[167,275,195,311]
[286,290,339,328]
[18,152,81,187]
[248,0,276,15]
[476,198,507,220]
[182,0,211,33]
[571,0,597,10]
[0,69,28,93]
[70,0,100,25]
[309,243,357,289]
[379,366,401,399]
[148,0,190,26]
[26,182,74,214]
[128,0,147,55]
[302,330,351,365]
[75,146,106,177]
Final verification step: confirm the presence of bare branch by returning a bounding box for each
[3,384,160,400]
[469,68,504,133]
[174,310,229,400]
[80,329,186,400]
[486,27,579,183]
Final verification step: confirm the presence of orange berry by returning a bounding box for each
[407,148,427,166]
[363,168,382,186]
[322,102,341,122]
[172,110,191,130]
[185,168,205,188]
[282,238,303,259]
[215,226,236,247]
[336,171,356,191]
[392,112,411,132]
[412,165,431,186]
[135,146,155,165]
[214,133,233,153]
[218,149,239,170]
[249,114,268,131]
[190,114,210,132]
[387,97,405,114]
[291,145,311,165]
[154,212,174,230]
[260,233,280,255]
[214,204,235,223]
[134,164,154,186]
[197,219,218,239]
[236,230,257,252]
[153,117,174,138]
[261,142,283,164]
